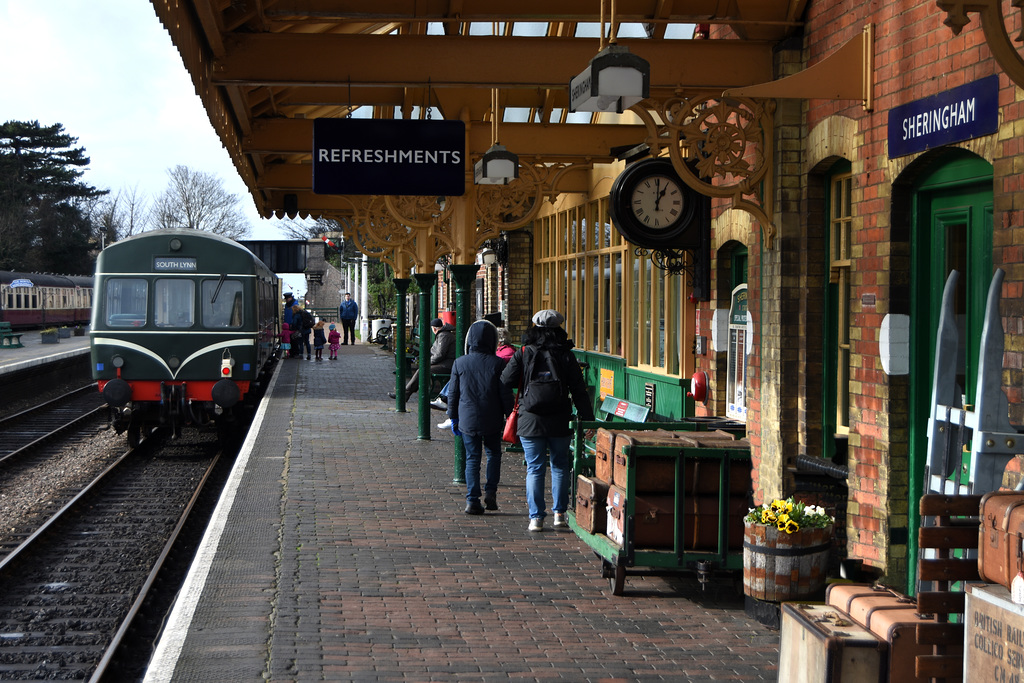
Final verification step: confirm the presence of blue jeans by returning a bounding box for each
[520,435,572,520]
[463,432,502,504]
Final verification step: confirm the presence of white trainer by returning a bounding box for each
[553,512,567,528]
[528,518,543,532]
[437,418,452,430]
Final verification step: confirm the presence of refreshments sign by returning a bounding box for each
[313,118,466,196]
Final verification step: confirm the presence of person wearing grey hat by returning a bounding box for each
[389,317,455,401]
[500,310,594,532]
[531,309,565,328]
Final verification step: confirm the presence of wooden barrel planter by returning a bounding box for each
[742,520,832,602]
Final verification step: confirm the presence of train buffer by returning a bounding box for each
[0,322,23,349]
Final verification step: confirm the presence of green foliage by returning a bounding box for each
[0,120,105,273]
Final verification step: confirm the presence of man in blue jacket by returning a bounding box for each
[448,320,515,515]
[283,292,295,328]
[338,292,359,345]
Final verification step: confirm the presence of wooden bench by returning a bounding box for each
[0,322,23,349]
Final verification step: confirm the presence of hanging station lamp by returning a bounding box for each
[568,0,650,113]
[474,88,519,185]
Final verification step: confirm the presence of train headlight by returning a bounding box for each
[112,355,125,368]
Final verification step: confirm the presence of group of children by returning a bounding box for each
[279,320,343,360]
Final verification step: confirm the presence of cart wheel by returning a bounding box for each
[608,564,626,596]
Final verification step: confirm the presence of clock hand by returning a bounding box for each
[653,181,668,211]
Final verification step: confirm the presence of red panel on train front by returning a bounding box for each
[98,380,251,402]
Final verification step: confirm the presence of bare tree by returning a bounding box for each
[89,184,151,245]
[275,215,342,240]
[152,165,250,239]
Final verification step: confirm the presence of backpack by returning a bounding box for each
[301,309,314,331]
[519,347,568,413]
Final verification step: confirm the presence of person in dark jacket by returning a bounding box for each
[500,309,595,532]
[448,320,515,515]
[338,292,359,345]
[390,318,455,401]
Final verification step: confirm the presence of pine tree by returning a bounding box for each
[0,120,106,273]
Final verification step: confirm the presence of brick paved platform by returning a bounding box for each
[145,343,780,682]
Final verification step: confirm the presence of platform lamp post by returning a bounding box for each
[413,272,437,439]
[392,277,411,414]
[449,263,480,485]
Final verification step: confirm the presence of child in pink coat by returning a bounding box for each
[327,323,341,360]
[279,323,292,358]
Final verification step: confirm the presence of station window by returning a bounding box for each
[827,163,853,436]
[154,279,195,328]
[106,278,148,327]
[534,198,687,375]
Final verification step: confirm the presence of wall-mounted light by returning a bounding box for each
[480,249,497,266]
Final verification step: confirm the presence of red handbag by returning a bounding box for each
[502,401,519,444]
[502,361,524,444]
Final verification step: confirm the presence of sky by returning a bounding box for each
[0,1,308,293]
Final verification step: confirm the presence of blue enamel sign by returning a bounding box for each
[888,75,999,158]
[313,118,466,196]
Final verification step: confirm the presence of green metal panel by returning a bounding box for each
[625,367,690,420]
[573,350,693,420]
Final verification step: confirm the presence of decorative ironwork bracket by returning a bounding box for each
[633,243,710,300]
[634,93,777,248]
[937,0,1024,91]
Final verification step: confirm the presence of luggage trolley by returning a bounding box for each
[569,417,751,595]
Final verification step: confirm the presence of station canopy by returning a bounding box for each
[153,1,807,222]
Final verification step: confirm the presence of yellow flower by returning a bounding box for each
[761,509,775,524]
[784,519,800,534]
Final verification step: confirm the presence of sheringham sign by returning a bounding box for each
[313,119,466,196]
[888,75,999,158]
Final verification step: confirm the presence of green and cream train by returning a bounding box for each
[90,229,279,444]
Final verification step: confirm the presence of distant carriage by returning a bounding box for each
[0,271,93,329]
[90,229,280,444]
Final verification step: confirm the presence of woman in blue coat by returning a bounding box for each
[448,319,515,515]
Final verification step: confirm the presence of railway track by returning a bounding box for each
[0,384,107,462]
[0,433,227,681]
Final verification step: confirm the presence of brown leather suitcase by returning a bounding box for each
[575,475,609,534]
[778,602,887,682]
[594,428,618,483]
[825,583,956,683]
[979,490,1024,589]
[612,431,752,494]
[611,431,681,492]
[605,486,746,550]
[606,485,675,548]
[680,495,748,550]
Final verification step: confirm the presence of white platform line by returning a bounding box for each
[143,363,283,683]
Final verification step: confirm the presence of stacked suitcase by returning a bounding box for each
[777,582,958,682]
[575,427,750,551]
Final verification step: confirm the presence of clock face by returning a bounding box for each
[631,174,685,230]
[607,157,705,249]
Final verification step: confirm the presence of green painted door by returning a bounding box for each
[907,153,992,592]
